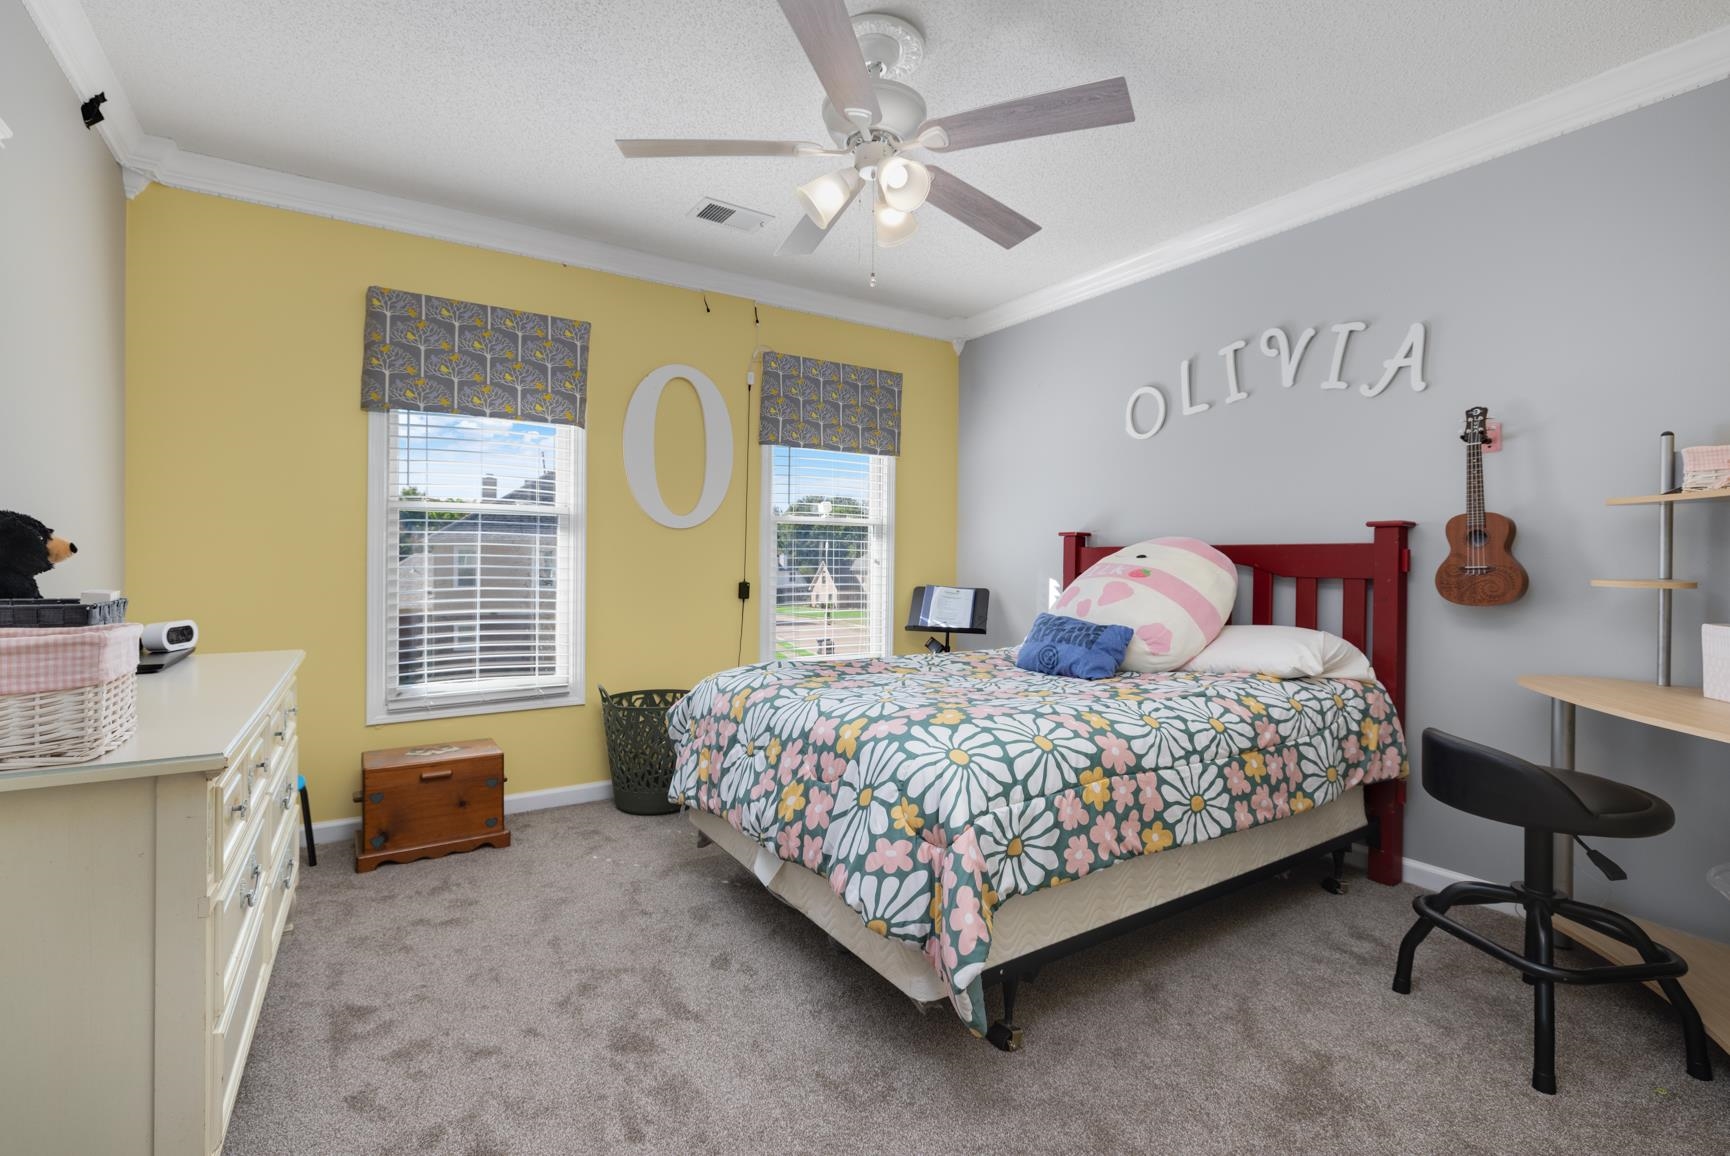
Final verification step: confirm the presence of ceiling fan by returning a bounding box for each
[616,1,1134,269]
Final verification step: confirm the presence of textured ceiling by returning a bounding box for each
[81,0,1730,321]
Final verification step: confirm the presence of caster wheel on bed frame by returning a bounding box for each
[986,1022,1024,1052]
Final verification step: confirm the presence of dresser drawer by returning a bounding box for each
[266,682,298,758]
[212,809,297,1141]
[210,816,270,1016]
[213,731,273,886]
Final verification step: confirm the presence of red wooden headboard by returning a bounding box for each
[1059,520,1416,885]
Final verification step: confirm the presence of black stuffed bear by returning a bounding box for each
[0,511,78,599]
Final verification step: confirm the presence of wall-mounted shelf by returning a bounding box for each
[1599,433,1723,686]
[1590,579,1699,590]
[1605,489,1730,506]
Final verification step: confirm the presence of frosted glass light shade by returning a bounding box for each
[796,168,863,229]
[878,156,931,212]
[873,204,919,248]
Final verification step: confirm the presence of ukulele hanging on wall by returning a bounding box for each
[1435,406,1529,606]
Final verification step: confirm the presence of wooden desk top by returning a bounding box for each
[1518,675,1730,745]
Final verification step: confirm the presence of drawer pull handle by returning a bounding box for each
[274,729,286,739]
[281,789,294,810]
[242,889,258,908]
[231,802,249,818]
[288,707,298,717]
[420,769,453,782]
[251,860,262,881]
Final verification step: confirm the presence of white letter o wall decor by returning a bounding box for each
[622,364,734,529]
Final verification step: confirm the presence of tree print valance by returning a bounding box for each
[362,286,590,426]
[758,350,902,457]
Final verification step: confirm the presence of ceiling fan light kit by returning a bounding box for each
[616,2,1136,279]
[873,203,918,248]
[878,156,931,213]
[797,167,862,229]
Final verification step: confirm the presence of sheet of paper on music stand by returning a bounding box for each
[927,586,975,630]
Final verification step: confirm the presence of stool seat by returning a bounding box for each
[1421,730,1673,839]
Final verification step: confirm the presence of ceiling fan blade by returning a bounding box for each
[775,188,858,255]
[776,0,880,128]
[924,166,1041,249]
[616,138,843,158]
[918,77,1134,152]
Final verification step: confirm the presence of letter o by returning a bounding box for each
[623,364,734,528]
[1125,385,1167,440]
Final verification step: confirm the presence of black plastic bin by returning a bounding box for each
[599,686,687,815]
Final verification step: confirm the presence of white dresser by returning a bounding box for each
[0,651,304,1156]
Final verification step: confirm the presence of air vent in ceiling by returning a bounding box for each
[687,197,773,233]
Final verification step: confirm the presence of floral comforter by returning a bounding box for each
[666,648,1407,1037]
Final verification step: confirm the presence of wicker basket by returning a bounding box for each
[598,686,687,815]
[0,673,138,770]
[0,622,142,771]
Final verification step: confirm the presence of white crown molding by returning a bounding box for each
[19,0,960,342]
[26,0,1730,347]
[958,23,1730,340]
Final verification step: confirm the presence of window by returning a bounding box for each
[367,411,583,722]
[762,446,893,662]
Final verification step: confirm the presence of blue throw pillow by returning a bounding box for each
[1015,613,1133,679]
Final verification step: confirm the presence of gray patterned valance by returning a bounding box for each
[758,351,902,456]
[362,286,589,426]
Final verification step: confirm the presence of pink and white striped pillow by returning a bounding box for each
[1052,537,1237,673]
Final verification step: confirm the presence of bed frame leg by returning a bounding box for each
[986,974,1025,1053]
[1365,780,1406,885]
[695,830,712,848]
[1320,846,1349,894]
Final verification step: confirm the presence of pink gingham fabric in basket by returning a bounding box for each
[0,623,143,695]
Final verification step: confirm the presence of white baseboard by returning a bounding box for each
[310,779,615,846]
[1343,848,1521,917]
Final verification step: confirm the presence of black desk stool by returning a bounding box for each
[1392,729,1713,1094]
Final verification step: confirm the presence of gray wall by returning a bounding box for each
[958,79,1730,938]
[0,0,126,594]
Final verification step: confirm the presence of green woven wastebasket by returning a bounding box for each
[599,686,686,815]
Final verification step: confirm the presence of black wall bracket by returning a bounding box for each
[80,92,107,129]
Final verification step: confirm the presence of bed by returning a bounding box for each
[668,521,1413,1046]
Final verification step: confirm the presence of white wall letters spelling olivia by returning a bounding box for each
[1125,321,1427,440]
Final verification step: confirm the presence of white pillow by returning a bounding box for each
[1051,537,1237,672]
[1182,625,1376,681]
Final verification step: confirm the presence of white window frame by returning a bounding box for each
[366,412,586,724]
[759,445,895,663]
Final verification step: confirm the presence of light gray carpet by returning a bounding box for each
[228,802,1728,1155]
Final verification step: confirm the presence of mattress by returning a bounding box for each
[667,646,1408,1035]
[690,786,1368,1004]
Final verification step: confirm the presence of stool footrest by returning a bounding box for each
[1413,894,1687,985]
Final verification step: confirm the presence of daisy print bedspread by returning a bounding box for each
[666,648,1407,1038]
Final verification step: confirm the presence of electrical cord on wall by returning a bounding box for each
[738,304,767,666]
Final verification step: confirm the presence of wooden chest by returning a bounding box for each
[355,738,508,873]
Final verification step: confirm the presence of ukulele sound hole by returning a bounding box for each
[1467,529,1488,548]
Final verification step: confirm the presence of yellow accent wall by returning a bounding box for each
[124,187,958,824]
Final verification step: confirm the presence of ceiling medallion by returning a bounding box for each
[850,13,924,81]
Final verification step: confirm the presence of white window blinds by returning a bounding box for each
[767,446,892,662]
[379,411,581,714]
